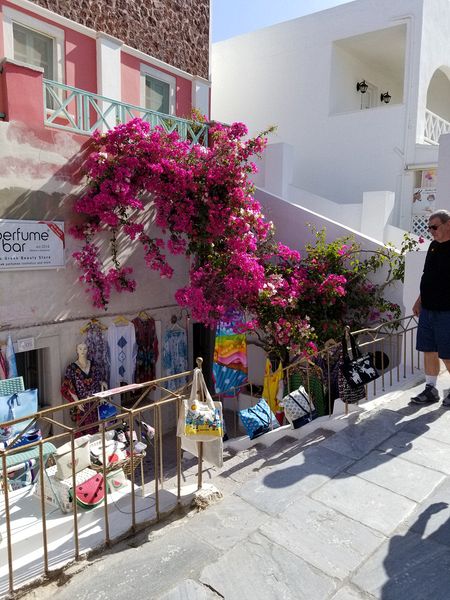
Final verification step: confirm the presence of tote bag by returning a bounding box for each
[340,332,379,389]
[98,402,118,421]
[0,389,38,443]
[337,366,366,404]
[281,386,317,429]
[181,401,224,468]
[239,397,279,440]
[177,368,223,441]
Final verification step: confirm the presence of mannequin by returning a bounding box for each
[61,343,107,436]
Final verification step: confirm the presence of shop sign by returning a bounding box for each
[17,337,35,352]
[0,220,65,270]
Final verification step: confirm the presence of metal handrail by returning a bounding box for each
[42,79,209,144]
[0,366,200,596]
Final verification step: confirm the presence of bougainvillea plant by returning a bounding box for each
[294,227,422,346]
[71,118,276,319]
[71,117,417,361]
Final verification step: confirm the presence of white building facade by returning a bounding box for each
[212,0,450,240]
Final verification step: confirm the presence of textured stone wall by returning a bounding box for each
[30,0,210,79]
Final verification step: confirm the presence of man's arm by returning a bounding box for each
[413,295,421,317]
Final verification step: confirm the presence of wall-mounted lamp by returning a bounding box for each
[380,91,391,104]
[356,80,368,93]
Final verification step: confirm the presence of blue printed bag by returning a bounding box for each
[98,402,118,421]
[239,397,279,440]
[0,389,38,444]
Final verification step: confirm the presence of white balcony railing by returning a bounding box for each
[424,108,450,145]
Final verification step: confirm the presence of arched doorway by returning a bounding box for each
[424,67,450,144]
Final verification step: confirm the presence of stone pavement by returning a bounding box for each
[24,375,450,600]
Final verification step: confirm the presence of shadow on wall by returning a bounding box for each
[0,121,93,222]
[0,120,170,325]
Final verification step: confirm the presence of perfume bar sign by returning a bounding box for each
[0,220,65,269]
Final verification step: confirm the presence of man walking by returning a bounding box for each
[411,209,450,405]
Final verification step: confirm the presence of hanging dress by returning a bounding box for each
[162,326,188,391]
[132,316,159,383]
[61,361,104,436]
[6,335,18,378]
[107,322,137,389]
[0,347,8,379]
[213,314,248,397]
[262,358,283,415]
[85,322,109,385]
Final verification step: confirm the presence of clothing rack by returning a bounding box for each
[0,304,181,333]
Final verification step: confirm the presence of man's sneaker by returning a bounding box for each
[442,392,450,407]
[410,384,440,405]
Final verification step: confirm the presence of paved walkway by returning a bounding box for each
[24,375,450,600]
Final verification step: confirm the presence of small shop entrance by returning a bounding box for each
[15,348,48,409]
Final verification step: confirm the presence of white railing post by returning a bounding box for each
[424,108,450,145]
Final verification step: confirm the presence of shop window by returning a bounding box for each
[141,65,175,115]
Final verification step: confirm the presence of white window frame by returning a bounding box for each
[140,64,176,115]
[2,6,65,83]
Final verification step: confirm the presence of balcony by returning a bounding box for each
[423,108,450,145]
[0,59,209,145]
[43,79,209,144]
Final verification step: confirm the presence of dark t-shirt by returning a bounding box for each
[420,240,450,310]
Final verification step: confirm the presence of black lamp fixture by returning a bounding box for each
[380,91,392,104]
[356,79,368,93]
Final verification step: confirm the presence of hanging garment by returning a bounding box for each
[131,316,159,383]
[61,361,104,436]
[213,314,248,397]
[163,326,188,391]
[262,359,283,414]
[0,347,8,379]
[85,322,109,385]
[213,363,248,395]
[214,333,248,371]
[6,335,18,379]
[107,322,137,389]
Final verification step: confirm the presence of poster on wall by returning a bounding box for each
[421,169,437,189]
[0,220,65,270]
[412,188,436,215]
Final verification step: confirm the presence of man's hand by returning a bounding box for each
[413,297,421,317]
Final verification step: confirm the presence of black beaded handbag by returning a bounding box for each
[340,331,380,389]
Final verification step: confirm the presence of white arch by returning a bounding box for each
[426,66,450,123]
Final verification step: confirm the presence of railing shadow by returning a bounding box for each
[261,403,446,491]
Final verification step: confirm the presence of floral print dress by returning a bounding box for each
[61,361,103,436]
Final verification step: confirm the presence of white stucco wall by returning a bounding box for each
[212,0,422,209]
[287,186,362,231]
[212,0,450,229]
[256,188,404,312]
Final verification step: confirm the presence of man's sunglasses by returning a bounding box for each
[428,223,443,231]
